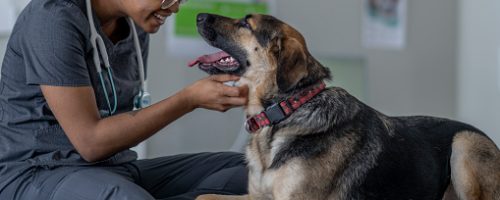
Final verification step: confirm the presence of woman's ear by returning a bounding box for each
[275,37,308,93]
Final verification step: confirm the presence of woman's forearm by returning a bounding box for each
[82,89,194,162]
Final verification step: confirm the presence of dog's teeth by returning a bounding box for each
[218,58,231,64]
[214,57,238,66]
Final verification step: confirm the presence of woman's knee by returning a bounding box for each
[50,168,154,200]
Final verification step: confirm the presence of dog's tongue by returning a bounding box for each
[188,51,231,67]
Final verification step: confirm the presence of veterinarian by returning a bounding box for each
[0,0,249,199]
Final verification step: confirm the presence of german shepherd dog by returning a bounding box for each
[189,13,500,200]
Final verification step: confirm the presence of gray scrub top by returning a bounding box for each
[0,0,149,191]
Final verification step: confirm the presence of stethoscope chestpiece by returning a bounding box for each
[134,90,152,110]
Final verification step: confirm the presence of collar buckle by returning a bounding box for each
[264,103,287,124]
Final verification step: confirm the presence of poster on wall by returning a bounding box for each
[165,0,276,57]
[362,0,407,49]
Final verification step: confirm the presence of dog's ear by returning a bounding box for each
[275,36,308,93]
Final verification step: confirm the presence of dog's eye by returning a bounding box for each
[239,20,252,30]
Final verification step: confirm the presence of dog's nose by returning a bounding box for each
[197,13,214,24]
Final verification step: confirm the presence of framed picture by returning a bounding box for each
[362,0,407,49]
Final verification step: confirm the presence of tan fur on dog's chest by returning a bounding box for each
[245,130,306,200]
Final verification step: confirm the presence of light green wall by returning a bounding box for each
[319,57,366,102]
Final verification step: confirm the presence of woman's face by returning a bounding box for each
[124,0,180,33]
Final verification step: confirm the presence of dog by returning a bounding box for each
[189,13,500,200]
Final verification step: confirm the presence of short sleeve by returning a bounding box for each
[22,3,90,86]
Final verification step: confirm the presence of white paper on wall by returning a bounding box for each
[362,0,407,50]
[0,1,16,35]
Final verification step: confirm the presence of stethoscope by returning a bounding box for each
[85,0,151,116]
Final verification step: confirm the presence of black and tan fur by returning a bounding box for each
[194,13,500,200]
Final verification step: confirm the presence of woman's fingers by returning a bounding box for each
[188,75,248,112]
[221,85,249,97]
[221,85,240,97]
[238,85,249,97]
[222,96,247,106]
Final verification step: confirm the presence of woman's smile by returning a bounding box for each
[152,12,170,25]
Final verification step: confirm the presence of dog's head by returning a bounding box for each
[189,13,330,98]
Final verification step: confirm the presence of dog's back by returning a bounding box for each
[352,115,493,199]
[281,88,500,200]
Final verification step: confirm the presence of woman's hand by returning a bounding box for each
[182,74,249,112]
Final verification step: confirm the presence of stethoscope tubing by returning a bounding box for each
[86,0,147,115]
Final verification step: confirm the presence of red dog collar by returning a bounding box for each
[245,82,326,133]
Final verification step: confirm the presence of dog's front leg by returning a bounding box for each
[196,194,249,200]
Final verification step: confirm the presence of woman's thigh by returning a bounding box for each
[132,152,248,199]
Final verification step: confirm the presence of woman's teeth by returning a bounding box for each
[153,13,166,24]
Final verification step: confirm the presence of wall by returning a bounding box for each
[276,0,457,118]
[0,0,30,65]
[0,39,7,66]
[365,0,457,118]
[457,0,500,145]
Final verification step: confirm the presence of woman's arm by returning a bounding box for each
[41,74,247,162]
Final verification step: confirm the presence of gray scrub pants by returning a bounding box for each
[1,152,248,200]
